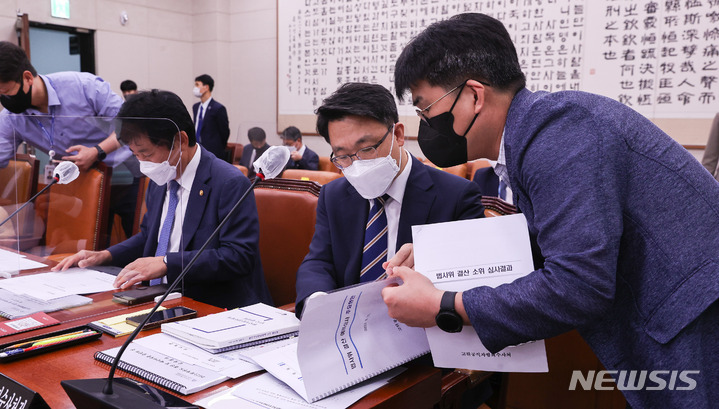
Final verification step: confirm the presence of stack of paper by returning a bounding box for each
[0,248,46,277]
[0,267,115,318]
[161,303,300,353]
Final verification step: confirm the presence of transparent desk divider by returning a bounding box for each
[0,114,182,281]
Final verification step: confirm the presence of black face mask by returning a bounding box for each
[0,78,33,114]
[417,88,478,168]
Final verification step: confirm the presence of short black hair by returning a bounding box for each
[120,80,137,92]
[281,126,302,142]
[247,127,266,142]
[116,89,195,148]
[0,41,37,83]
[315,83,398,143]
[394,13,525,100]
[195,74,214,92]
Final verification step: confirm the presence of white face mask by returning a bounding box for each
[139,139,181,185]
[192,86,202,98]
[342,125,401,200]
[285,145,297,153]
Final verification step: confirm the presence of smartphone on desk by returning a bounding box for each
[125,306,197,330]
[113,284,170,305]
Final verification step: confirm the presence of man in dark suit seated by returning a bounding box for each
[54,90,272,309]
[294,83,485,317]
[281,125,319,170]
[239,126,270,178]
[192,74,230,160]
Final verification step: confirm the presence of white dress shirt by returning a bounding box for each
[157,144,202,254]
[195,97,212,133]
[367,149,412,259]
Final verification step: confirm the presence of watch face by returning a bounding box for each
[436,311,463,333]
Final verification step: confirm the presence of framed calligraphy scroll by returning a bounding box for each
[278,0,718,146]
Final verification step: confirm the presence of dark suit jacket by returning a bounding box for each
[472,167,500,198]
[286,146,319,170]
[463,88,719,408]
[193,99,230,160]
[239,143,270,178]
[295,155,485,315]
[108,147,272,309]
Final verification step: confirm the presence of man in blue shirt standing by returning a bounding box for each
[0,41,139,239]
[0,41,130,171]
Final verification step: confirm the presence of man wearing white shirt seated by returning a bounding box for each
[54,90,271,309]
[294,83,485,317]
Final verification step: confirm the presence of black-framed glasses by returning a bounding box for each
[415,79,491,123]
[330,125,394,169]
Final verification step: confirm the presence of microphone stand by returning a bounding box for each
[61,172,265,409]
[0,176,58,228]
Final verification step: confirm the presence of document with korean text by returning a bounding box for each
[251,278,429,402]
[413,214,548,372]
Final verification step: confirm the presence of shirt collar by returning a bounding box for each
[176,144,202,192]
[297,143,307,157]
[383,149,412,206]
[200,97,212,110]
[493,129,510,186]
[41,75,61,108]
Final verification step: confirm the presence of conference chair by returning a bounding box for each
[318,156,342,174]
[225,142,243,164]
[419,158,469,179]
[0,154,39,206]
[234,164,249,177]
[253,179,320,307]
[281,168,342,185]
[131,176,150,237]
[41,163,112,258]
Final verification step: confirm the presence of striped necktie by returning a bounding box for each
[151,180,179,285]
[360,194,390,282]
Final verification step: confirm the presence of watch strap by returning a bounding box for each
[440,291,457,313]
[94,145,107,161]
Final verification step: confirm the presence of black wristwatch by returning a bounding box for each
[94,145,107,161]
[435,291,463,333]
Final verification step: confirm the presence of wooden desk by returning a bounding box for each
[0,287,441,408]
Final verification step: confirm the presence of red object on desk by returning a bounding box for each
[0,312,60,338]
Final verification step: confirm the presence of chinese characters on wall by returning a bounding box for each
[279,0,717,120]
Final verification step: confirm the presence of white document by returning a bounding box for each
[161,303,299,353]
[135,333,263,378]
[0,249,46,275]
[0,288,92,319]
[252,278,430,403]
[97,343,228,395]
[413,214,548,372]
[0,267,116,300]
[195,370,402,409]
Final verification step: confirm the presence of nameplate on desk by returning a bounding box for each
[0,373,50,409]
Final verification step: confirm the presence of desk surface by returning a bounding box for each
[0,277,441,409]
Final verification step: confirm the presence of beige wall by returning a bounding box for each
[0,0,424,158]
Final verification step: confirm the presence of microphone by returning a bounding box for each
[253,145,290,179]
[61,147,289,408]
[0,161,79,228]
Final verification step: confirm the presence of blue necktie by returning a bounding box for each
[196,105,204,143]
[360,194,390,282]
[498,179,507,201]
[151,180,179,285]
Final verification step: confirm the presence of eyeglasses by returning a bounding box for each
[330,125,394,169]
[415,80,491,123]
